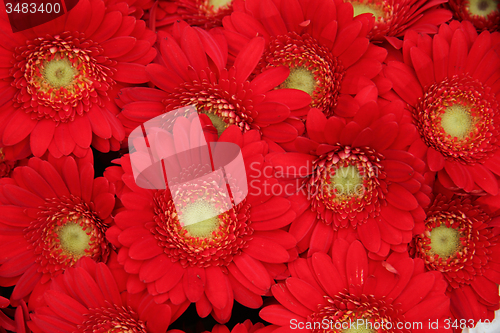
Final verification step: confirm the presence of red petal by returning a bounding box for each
[386,183,419,211]
[311,252,345,296]
[471,275,500,305]
[233,252,272,291]
[45,290,86,324]
[87,106,112,140]
[139,255,172,284]
[250,197,291,221]
[271,283,310,318]
[129,236,164,260]
[155,262,183,294]
[410,46,435,90]
[3,112,37,145]
[448,29,468,76]
[308,221,334,254]
[244,237,289,263]
[259,305,305,327]
[251,67,290,95]
[234,37,265,83]
[114,63,149,84]
[357,218,381,253]
[393,272,435,313]
[286,278,326,311]
[30,119,55,157]
[467,164,499,195]
[346,241,368,294]
[183,266,205,303]
[205,266,230,309]
[69,115,92,149]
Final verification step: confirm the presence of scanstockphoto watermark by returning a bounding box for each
[290,319,423,331]
[248,161,382,198]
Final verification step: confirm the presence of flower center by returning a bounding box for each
[202,111,228,137]
[259,32,345,116]
[180,200,221,238]
[56,221,91,257]
[428,224,463,259]
[348,0,385,18]
[467,0,499,16]
[440,104,474,140]
[279,66,317,96]
[42,58,77,88]
[308,146,385,228]
[414,74,499,164]
[208,0,232,10]
[330,165,365,200]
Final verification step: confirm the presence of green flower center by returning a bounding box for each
[42,58,77,88]
[440,104,474,140]
[202,111,228,137]
[349,0,385,18]
[428,224,463,259]
[330,165,364,199]
[467,0,498,16]
[208,0,232,10]
[279,66,317,96]
[180,200,221,238]
[56,221,91,257]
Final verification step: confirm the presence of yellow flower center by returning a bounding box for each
[279,66,317,96]
[440,104,474,140]
[467,0,498,16]
[208,0,232,10]
[330,165,365,200]
[428,224,463,259]
[43,58,77,88]
[349,0,385,18]
[180,200,221,238]
[56,220,91,258]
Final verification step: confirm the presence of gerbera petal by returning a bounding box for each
[183,266,205,303]
[45,290,86,324]
[244,237,289,263]
[233,252,272,291]
[386,183,419,211]
[113,63,149,84]
[346,241,368,294]
[234,37,265,84]
[448,29,468,76]
[129,236,164,260]
[471,275,500,305]
[357,218,381,253]
[205,266,230,309]
[393,272,435,313]
[2,111,37,146]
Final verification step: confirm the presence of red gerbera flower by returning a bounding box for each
[118,23,309,149]
[260,240,452,333]
[221,0,388,117]
[149,0,238,30]
[448,0,500,32]
[30,256,181,333]
[270,105,431,258]
[345,0,452,48]
[0,157,115,307]
[0,0,157,159]
[384,21,500,196]
[411,193,500,323]
[106,115,297,323]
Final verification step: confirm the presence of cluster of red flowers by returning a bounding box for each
[0,0,499,332]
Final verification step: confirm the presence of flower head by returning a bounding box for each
[0,0,157,158]
[106,116,297,323]
[384,21,500,195]
[222,0,388,118]
[30,256,179,333]
[0,157,115,306]
[118,23,309,148]
[260,240,452,333]
[271,104,430,258]
[412,193,500,322]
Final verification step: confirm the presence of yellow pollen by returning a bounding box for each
[202,111,228,137]
[280,66,317,96]
[56,222,91,257]
[331,165,364,199]
[428,224,462,259]
[180,200,221,238]
[467,0,498,16]
[208,0,232,10]
[440,104,474,140]
[42,58,77,88]
[348,0,385,18]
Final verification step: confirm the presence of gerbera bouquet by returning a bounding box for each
[0,0,499,332]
